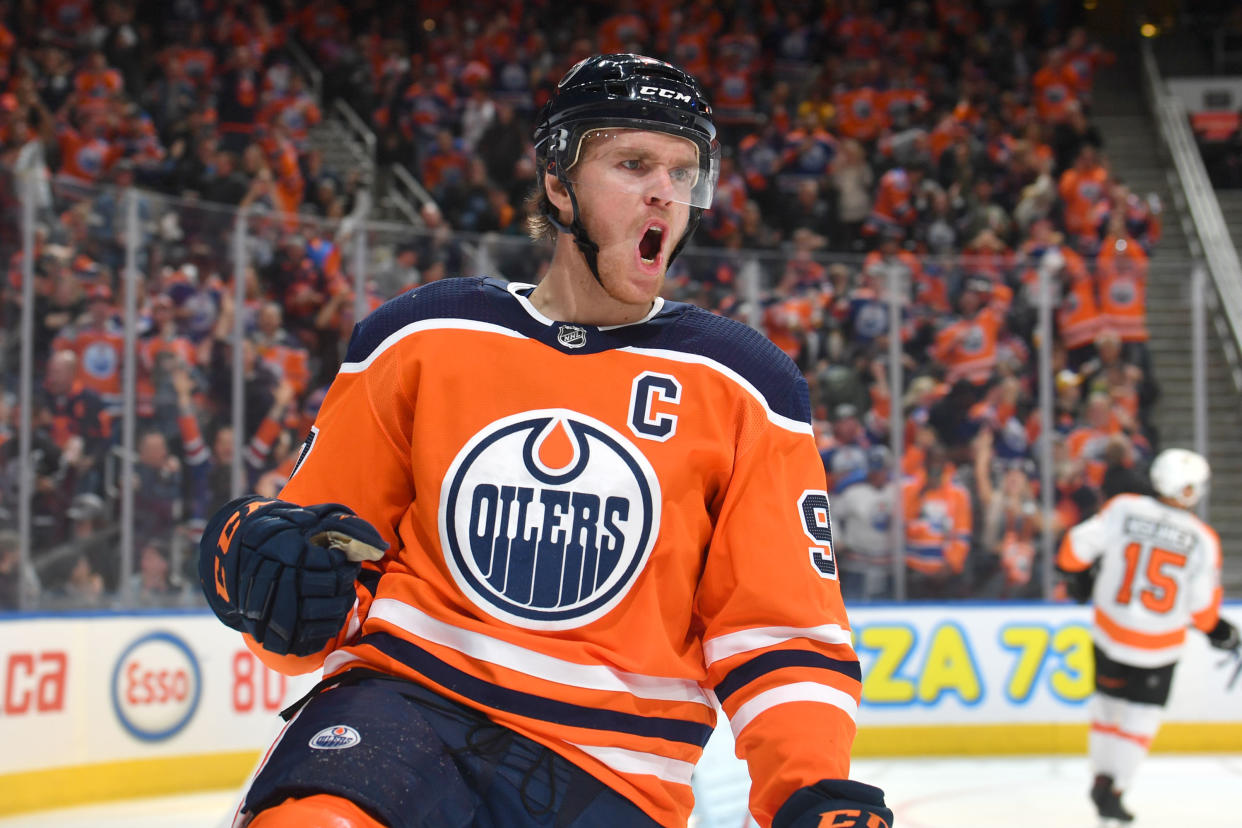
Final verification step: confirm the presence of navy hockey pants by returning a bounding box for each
[244,671,663,828]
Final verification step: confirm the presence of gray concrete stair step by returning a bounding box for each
[1096,42,1242,582]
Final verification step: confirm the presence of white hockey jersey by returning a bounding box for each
[831,480,898,566]
[1058,493,1223,668]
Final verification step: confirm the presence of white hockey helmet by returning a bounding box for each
[1149,448,1211,508]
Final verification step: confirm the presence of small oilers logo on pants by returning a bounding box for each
[439,409,661,631]
[309,725,361,750]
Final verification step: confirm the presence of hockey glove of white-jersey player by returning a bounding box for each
[1207,617,1239,652]
[199,495,387,656]
[1058,561,1097,604]
[773,779,893,828]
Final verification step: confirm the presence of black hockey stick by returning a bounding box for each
[1219,649,1242,690]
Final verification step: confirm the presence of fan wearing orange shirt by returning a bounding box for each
[1059,145,1111,243]
[902,442,972,597]
[866,162,927,237]
[56,117,123,184]
[1096,219,1149,348]
[1031,47,1081,124]
[51,283,124,413]
[929,276,1004,387]
[197,54,890,828]
[1066,391,1122,489]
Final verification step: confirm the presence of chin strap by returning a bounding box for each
[668,207,702,266]
[547,175,603,286]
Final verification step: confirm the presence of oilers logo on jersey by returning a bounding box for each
[439,409,661,630]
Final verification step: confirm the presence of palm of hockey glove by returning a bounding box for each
[773,779,893,828]
[200,496,388,656]
[1207,617,1240,652]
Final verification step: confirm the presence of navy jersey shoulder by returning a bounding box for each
[637,302,812,424]
[344,276,504,364]
[343,278,810,424]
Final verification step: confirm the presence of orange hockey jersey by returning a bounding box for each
[1058,493,1223,668]
[264,277,862,828]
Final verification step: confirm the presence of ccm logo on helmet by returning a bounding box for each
[639,85,692,103]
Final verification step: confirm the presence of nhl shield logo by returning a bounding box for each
[557,324,587,349]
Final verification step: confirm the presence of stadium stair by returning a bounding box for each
[1094,40,1242,591]
[308,117,368,186]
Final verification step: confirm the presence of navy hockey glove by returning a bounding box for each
[1058,562,1097,604]
[773,779,893,828]
[199,496,388,656]
[1207,617,1239,652]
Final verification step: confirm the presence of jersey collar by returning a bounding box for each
[506,281,665,330]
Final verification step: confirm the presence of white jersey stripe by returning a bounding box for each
[323,649,365,675]
[727,682,858,739]
[340,318,525,373]
[338,315,810,435]
[703,624,853,667]
[369,598,711,705]
[569,742,697,787]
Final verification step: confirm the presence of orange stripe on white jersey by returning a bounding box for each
[1056,532,1093,572]
[1066,492,1222,668]
[1191,586,1222,633]
[1093,607,1186,666]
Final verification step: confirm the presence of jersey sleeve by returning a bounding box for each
[1057,499,1113,571]
[279,337,415,547]
[242,328,416,675]
[694,390,861,828]
[1188,523,1224,632]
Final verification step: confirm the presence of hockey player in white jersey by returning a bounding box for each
[1057,448,1239,825]
[831,445,898,601]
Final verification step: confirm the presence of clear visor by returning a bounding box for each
[563,128,720,210]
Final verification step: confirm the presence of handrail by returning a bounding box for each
[332,98,376,166]
[285,38,323,102]
[391,162,438,213]
[385,184,422,226]
[1141,39,1242,393]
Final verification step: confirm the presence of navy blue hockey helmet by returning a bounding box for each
[532,54,719,274]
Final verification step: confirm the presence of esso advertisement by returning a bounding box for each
[111,631,202,741]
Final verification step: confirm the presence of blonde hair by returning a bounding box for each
[525,183,556,243]
[525,129,613,243]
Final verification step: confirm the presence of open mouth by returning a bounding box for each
[638,225,665,265]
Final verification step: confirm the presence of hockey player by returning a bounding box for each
[1057,448,1239,825]
[199,54,891,828]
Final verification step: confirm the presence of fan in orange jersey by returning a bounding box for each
[1058,144,1110,244]
[198,54,890,828]
[929,276,1004,387]
[51,283,124,413]
[1057,449,1238,825]
[901,441,972,599]
[1095,216,1150,349]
